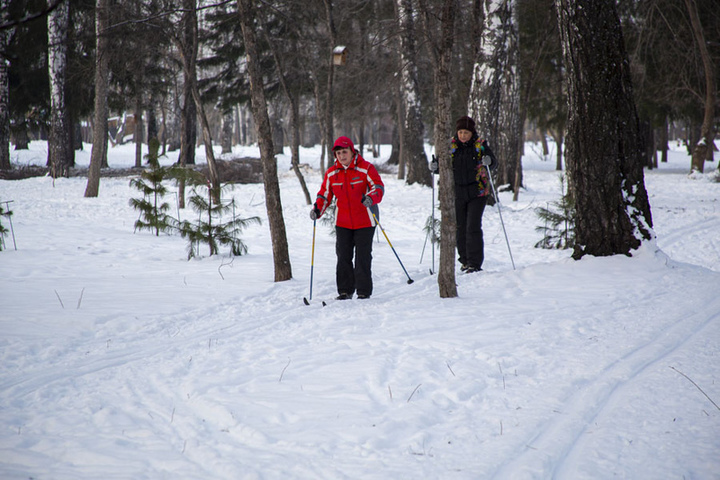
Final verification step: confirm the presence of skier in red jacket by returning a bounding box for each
[310,136,385,300]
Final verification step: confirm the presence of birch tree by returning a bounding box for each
[85,0,109,198]
[556,0,653,259]
[467,0,522,196]
[47,0,71,178]
[395,0,431,187]
[238,0,292,282]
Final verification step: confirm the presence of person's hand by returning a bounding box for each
[429,155,439,174]
[362,195,373,208]
[310,206,320,220]
[481,140,497,167]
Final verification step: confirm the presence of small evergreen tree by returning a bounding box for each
[535,174,575,249]
[128,139,181,236]
[178,181,261,260]
[0,203,11,251]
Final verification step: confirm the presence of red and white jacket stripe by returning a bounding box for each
[315,154,384,230]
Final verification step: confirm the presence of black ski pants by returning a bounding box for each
[335,226,375,297]
[455,195,488,269]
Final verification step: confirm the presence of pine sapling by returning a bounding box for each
[0,203,10,251]
[129,139,181,236]
[178,180,261,259]
[535,174,575,249]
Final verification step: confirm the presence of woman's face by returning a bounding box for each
[457,129,473,143]
[335,147,353,167]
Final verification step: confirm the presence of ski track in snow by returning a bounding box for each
[491,276,720,479]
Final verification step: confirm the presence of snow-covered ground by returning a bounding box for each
[1,139,718,479]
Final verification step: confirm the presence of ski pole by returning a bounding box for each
[371,212,414,284]
[484,162,516,270]
[303,219,318,305]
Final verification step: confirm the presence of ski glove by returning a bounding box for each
[429,155,439,174]
[481,140,497,167]
[361,195,374,208]
[310,205,320,220]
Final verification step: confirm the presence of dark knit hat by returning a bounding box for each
[456,116,476,134]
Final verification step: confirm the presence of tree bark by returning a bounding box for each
[221,110,233,154]
[0,0,10,171]
[85,0,109,198]
[556,0,653,259]
[468,0,521,193]
[322,0,336,173]
[238,0,292,282]
[684,0,716,174]
[419,0,457,298]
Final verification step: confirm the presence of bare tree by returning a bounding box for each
[395,0,431,187]
[238,0,292,282]
[321,0,337,174]
[265,29,312,205]
[556,0,653,259]
[418,0,457,298]
[683,0,716,174]
[85,0,110,198]
[0,0,10,171]
[47,0,72,178]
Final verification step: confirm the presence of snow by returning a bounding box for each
[1,139,718,479]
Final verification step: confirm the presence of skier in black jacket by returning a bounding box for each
[451,115,497,273]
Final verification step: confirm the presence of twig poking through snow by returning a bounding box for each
[279,359,291,383]
[76,288,85,309]
[670,366,720,411]
[407,384,422,403]
[446,361,456,377]
[54,290,64,309]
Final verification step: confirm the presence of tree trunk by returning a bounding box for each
[556,0,653,259]
[419,0,457,298]
[85,0,109,198]
[238,0,292,282]
[468,0,522,192]
[684,0,716,173]
[267,35,311,204]
[322,0,336,173]
[0,0,10,171]
[47,0,71,178]
[551,129,563,170]
[659,117,668,163]
[221,110,233,154]
[178,0,197,171]
[395,0,431,187]
[134,98,143,168]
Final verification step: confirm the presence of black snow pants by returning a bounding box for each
[335,226,375,297]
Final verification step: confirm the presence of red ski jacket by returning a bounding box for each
[315,151,384,230]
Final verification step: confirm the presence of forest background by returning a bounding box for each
[0,0,718,294]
